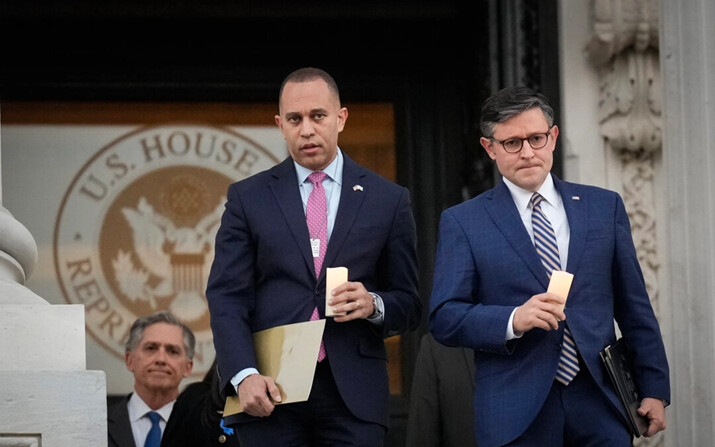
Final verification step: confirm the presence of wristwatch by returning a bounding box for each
[369,292,383,319]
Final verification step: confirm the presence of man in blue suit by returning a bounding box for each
[429,86,669,447]
[206,67,421,446]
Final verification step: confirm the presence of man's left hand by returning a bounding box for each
[638,397,667,437]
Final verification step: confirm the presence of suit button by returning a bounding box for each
[218,434,227,443]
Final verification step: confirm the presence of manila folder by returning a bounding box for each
[223,319,326,416]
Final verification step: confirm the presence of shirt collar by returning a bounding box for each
[127,391,175,423]
[502,173,559,211]
[294,148,343,186]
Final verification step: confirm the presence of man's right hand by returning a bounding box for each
[513,292,566,334]
[237,374,282,417]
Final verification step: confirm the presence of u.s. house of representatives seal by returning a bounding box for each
[54,124,280,376]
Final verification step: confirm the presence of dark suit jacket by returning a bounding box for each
[206,153,421,427]
[429,176,670,447]
[161,381,240,447]
[107,395,137,447]
[406,332,477,447]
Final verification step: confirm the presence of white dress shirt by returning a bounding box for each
[502,174,571,340]
[127,391,174,447]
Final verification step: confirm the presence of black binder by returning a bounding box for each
[599,338,649,437]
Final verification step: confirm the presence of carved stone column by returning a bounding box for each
[660,0,715,444]
[0,132,107,445]
[587,1,663,445]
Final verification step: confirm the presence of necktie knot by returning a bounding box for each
[308,171,327,186]
[146,411,161,424]
[530,192,560,277]
[530,192,545,209]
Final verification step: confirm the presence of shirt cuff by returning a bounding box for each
[230,367,260,394]
[506,307,523,340]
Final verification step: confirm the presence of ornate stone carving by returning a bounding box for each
[588,3,662,444]
[588,0,661,154]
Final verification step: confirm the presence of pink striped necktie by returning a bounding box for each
[531,192,579,385]
[307,171,328,362]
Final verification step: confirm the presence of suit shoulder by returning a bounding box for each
[441,188,492,217]
[228,168,274,191]
[176,381,211,405]
[353,165,407,192]
[225,161,294,202]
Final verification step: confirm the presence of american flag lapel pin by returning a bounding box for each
[572,196,580,201]
[353,185,364,191]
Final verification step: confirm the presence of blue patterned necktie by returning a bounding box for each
[144,411,162,447]
[530,192,580,385]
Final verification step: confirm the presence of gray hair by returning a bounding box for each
[125,310,196,359]
[479,86,555,138]
[279,67,341,106]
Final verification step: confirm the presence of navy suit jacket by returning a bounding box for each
[206,153,421,427]
[429,176,669,447]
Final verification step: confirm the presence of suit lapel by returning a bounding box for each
[269,158,315,276]
[485,181,550,289]
[107,394,137,447]
[322,155,367,281]
[267,154,369,282]
[554,177,587,275]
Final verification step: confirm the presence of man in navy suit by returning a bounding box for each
[206,67,421,446]
[429,86,669,446]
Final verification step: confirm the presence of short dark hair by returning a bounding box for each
[479,86,555,138]
[125,310,196,359]
[278,67,341,106]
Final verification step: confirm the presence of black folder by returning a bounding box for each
[599,338,649,437]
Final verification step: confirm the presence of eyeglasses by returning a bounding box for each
[489,127,554,153]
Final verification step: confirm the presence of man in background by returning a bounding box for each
[406,332,477,447]
[107,310,195,447]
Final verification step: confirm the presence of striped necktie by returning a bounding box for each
[531,192,579,385]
